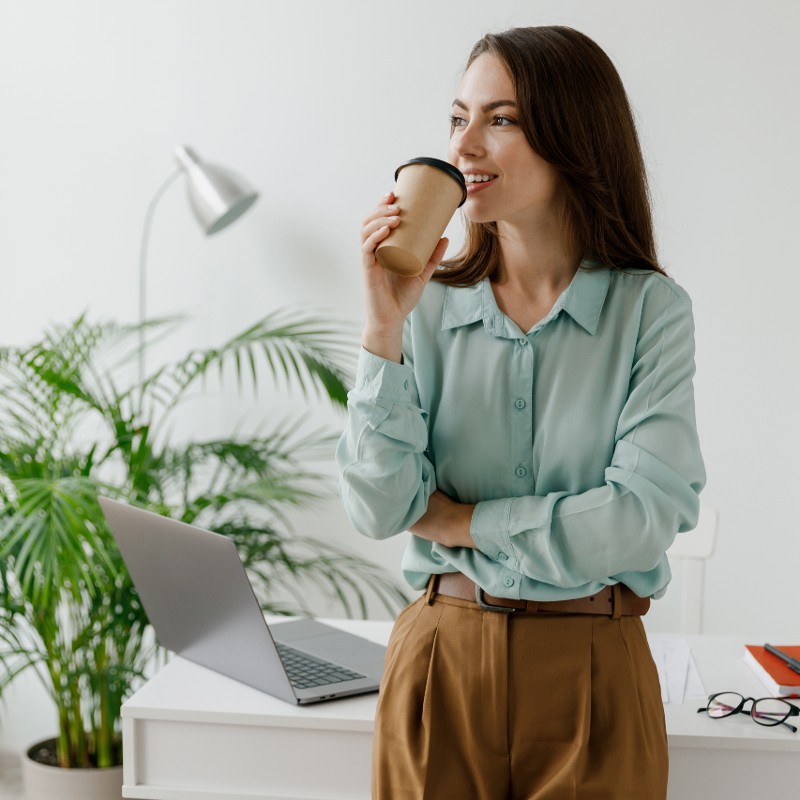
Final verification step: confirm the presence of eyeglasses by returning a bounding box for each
[697,692,799,733]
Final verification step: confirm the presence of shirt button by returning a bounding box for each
[514,398,526,410]
[403,380,409,390]
[504,577,515,588]
[518,338,528,347]
[515,466,527,477]
[498,551,508,561]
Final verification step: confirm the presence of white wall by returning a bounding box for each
[1,0,799,752]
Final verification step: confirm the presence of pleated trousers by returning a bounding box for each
[372,588,668,800]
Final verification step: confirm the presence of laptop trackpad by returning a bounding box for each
[271,618,387,678]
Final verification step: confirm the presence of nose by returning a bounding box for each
[449,120,486,162]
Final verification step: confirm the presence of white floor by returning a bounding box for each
[0,752,23,800]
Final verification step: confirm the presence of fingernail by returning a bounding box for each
[383,192,393,199]
[387,216,399,222]
[386,204,398,212]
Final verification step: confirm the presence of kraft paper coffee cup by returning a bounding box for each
[375,157,467,277]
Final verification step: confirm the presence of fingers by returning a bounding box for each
[361,218,397,255]
[361,192,398,226]
[361,191,400,253]
[361,192,397,228]
[360,195,449,278]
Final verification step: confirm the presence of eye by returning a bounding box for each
[492,115,516,127]
[449,114,467,129]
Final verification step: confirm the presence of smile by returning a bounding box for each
[464,174,498,184]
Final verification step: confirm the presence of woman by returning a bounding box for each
[337,26,704,800]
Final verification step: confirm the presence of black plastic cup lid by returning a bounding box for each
[395,157,467,207]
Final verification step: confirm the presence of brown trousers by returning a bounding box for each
[372,587,667,799]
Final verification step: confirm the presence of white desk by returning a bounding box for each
[122,622,800,800]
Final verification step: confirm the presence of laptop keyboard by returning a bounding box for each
[275,641,366,689]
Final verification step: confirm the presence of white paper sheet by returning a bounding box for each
[647,635,706,705]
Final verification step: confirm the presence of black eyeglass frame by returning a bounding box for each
[697,692,800,733]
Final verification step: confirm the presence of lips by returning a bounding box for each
[461,170,498,196]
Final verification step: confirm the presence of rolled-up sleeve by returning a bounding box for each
[470,290,706,589]
[336,348,436,539]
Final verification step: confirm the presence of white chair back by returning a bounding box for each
[665,507,719,634]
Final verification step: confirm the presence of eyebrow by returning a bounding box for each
[451,98,517,112]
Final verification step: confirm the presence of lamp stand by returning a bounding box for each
[138,167,182,392]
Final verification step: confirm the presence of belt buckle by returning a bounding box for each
[475,585,518,613]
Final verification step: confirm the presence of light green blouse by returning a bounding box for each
[336,265,706,600]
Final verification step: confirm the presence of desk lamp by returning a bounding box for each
[138,145,259,384]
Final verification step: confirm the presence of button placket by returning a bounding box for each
[510,335,535,494]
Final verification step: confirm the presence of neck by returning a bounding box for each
[486,219,583,334]
[494,219,582,297]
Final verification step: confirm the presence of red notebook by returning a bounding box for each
[743,645,800,697]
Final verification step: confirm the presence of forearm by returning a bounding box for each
[361,325,404,364]
[408,490,476,549]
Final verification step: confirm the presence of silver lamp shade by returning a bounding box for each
[174,144,259,235]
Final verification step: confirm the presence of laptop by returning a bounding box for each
[98,497,386,705]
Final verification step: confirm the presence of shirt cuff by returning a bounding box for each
[355,347,417,405]
[470,498,516,565]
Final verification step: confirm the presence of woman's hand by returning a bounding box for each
[360,191,449,363]
[408,490,476,549]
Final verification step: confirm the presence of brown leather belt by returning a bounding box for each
[433,572,650,617]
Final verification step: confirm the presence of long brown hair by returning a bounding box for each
[435,26,665,287]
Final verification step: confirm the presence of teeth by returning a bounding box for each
[465,174,496,184]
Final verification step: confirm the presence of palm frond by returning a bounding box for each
[0,478,117,607]
[144,309,356,421]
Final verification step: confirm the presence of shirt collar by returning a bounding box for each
[440,261,611,337]
[561,265,611,335]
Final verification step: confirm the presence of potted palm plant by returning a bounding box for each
[0,311,406,799]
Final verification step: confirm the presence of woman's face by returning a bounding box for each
[448,53,563,228]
